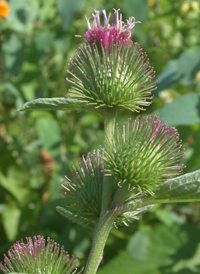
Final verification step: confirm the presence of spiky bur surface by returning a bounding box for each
[67,42,155,112]
[57,150,154,228]
[0,236,83,274]
[57,150,117,228]
[102,115,185,195]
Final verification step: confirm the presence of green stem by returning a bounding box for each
[100,112,116,216]
[110,183,129,209]
[83,210,117,274]
[83,111,117,274]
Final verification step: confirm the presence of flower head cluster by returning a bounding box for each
[84,9,140,49]
[103,115,185,195]
[0,236,83,274]
[0,0,10,18]
[57,150,150,228]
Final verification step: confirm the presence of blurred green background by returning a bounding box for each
[0,0,200,273]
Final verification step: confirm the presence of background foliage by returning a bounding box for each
[0,0,200,273]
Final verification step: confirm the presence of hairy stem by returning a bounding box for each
[84,111,117,274]
[100,112,116,215]
[83,210,117,274]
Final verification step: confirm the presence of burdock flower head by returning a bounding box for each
[0,236,83,274]
[67,9,156,114]
[103,115,185,195]
[57,150,117,228]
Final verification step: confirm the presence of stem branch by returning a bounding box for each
[110,183,129,209]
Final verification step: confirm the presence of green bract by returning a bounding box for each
[67,42,155,112]
[102,115,185,195]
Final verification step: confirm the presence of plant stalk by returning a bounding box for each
[84,111,116,274]
[100,112,116,216]
[83,210,117,274]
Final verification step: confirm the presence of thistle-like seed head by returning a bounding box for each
[0,236,83,274]
[102,115,185,195]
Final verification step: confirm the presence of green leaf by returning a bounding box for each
[126,226,185,263]
[20,80,39,102]
[155,47,200,93]
[98,251,161,274]
[99,225,188,273]
[126,231,151,261]
[154,209,185,226]
[122,0,148,22]
[178,47,200,86]
[149,170,200,204]
[7,0,37,31]
[124,170,200,213]
[0,204,7,213]
[155,60,180,94]
[18,98,85,111]
[2,205,21,242]
[34,31,56,53]
[119,205,154,226]
[56,206,94,229]
[49,174,63,201]
[157,93,200,126]
[37,0,56,22]
[0,172,29,204]
[2,33,24,76]
[172,243,200,272]
[0,82,24,108]
[35,117,61,159]
[0,82,19,96]
[57,0,86,31]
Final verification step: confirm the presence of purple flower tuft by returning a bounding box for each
[83,9,140,49]
[0,236,83,274]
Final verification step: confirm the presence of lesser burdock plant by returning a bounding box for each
[2,8,200,274]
